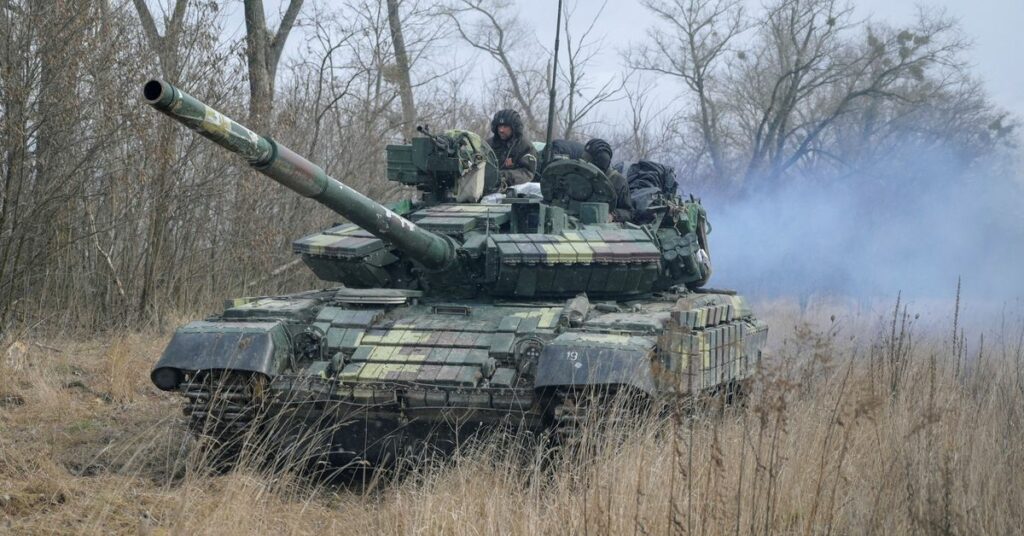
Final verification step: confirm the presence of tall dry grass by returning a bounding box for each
[1,297,1023,535]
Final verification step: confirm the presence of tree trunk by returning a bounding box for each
[243,0,273,129]
[0,6,33,326]
[386,0,417,141]
[132,0,187,321]
[242,0,304,130]
[695,82,725,183]
[33,0,88,318]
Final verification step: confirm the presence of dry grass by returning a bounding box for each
[2,297,1023,535]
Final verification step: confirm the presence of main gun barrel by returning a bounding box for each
[142,79,455,270]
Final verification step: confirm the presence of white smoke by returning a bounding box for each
[704,150,1024,304]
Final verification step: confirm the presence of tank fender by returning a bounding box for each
[150,320,291,390]
[533,332,657,395]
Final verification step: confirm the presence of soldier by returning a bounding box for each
[584,138,634,223]
[543,138,634,222]
[486,109,538,190]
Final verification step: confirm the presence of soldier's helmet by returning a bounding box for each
[585,138,612,172]
[491,109,523,138]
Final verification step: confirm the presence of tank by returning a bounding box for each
[144,79,768,465]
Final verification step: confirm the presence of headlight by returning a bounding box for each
[151,367,183,391]
[515,337,545,362]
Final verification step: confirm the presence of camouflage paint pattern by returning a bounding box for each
[144,79,455,270]
[143,79,768,465]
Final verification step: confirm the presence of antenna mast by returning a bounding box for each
[543,0,563,167]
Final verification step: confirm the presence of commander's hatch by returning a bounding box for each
[540,159,615,220]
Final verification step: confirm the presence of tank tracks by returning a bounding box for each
[550,388,642,447]
[181,372,265,458]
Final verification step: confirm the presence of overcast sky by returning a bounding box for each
[233,1,1021,123]
[515,0,1024,119]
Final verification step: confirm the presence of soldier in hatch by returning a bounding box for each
[583,138,634,223]
[486,109,538,191]
[543,137,634,222]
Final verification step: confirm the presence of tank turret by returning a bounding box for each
[143,79,456,271]
[145,80,718,299]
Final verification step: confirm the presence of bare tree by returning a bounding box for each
[386,0,418,141]
[557,0,623,139]
[283,0,409,199]
[0,0,41,328]
[630,0,983,189]
[615,76,665,161]
[440,0,544,137]
[242,0,304,127]
[132,0,188,78]
[628,0,745,183]
[734,0,970,184]
[131,0,191,319]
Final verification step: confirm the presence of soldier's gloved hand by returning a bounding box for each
[520,153,537,173]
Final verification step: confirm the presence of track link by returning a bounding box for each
[181,372,266,458]
[550,388,642,447]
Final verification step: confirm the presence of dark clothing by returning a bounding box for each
[584,139,612,172]
[626,160,677,194]
[487,135,538,187]
[626,161,677,223]
[582,137,630,221]
[606,168,634,223]
[486,109,538,189]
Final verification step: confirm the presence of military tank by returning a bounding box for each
[144,79,767,466]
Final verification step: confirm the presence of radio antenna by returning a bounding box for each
[542,0,563,168]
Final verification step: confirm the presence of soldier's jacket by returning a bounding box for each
[606,168,634,223]
[486,113,538,189]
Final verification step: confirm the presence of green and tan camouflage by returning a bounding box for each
[143,80,455,270]
[144,80,768,466]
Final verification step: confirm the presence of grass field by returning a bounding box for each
[2,297,1022,535]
